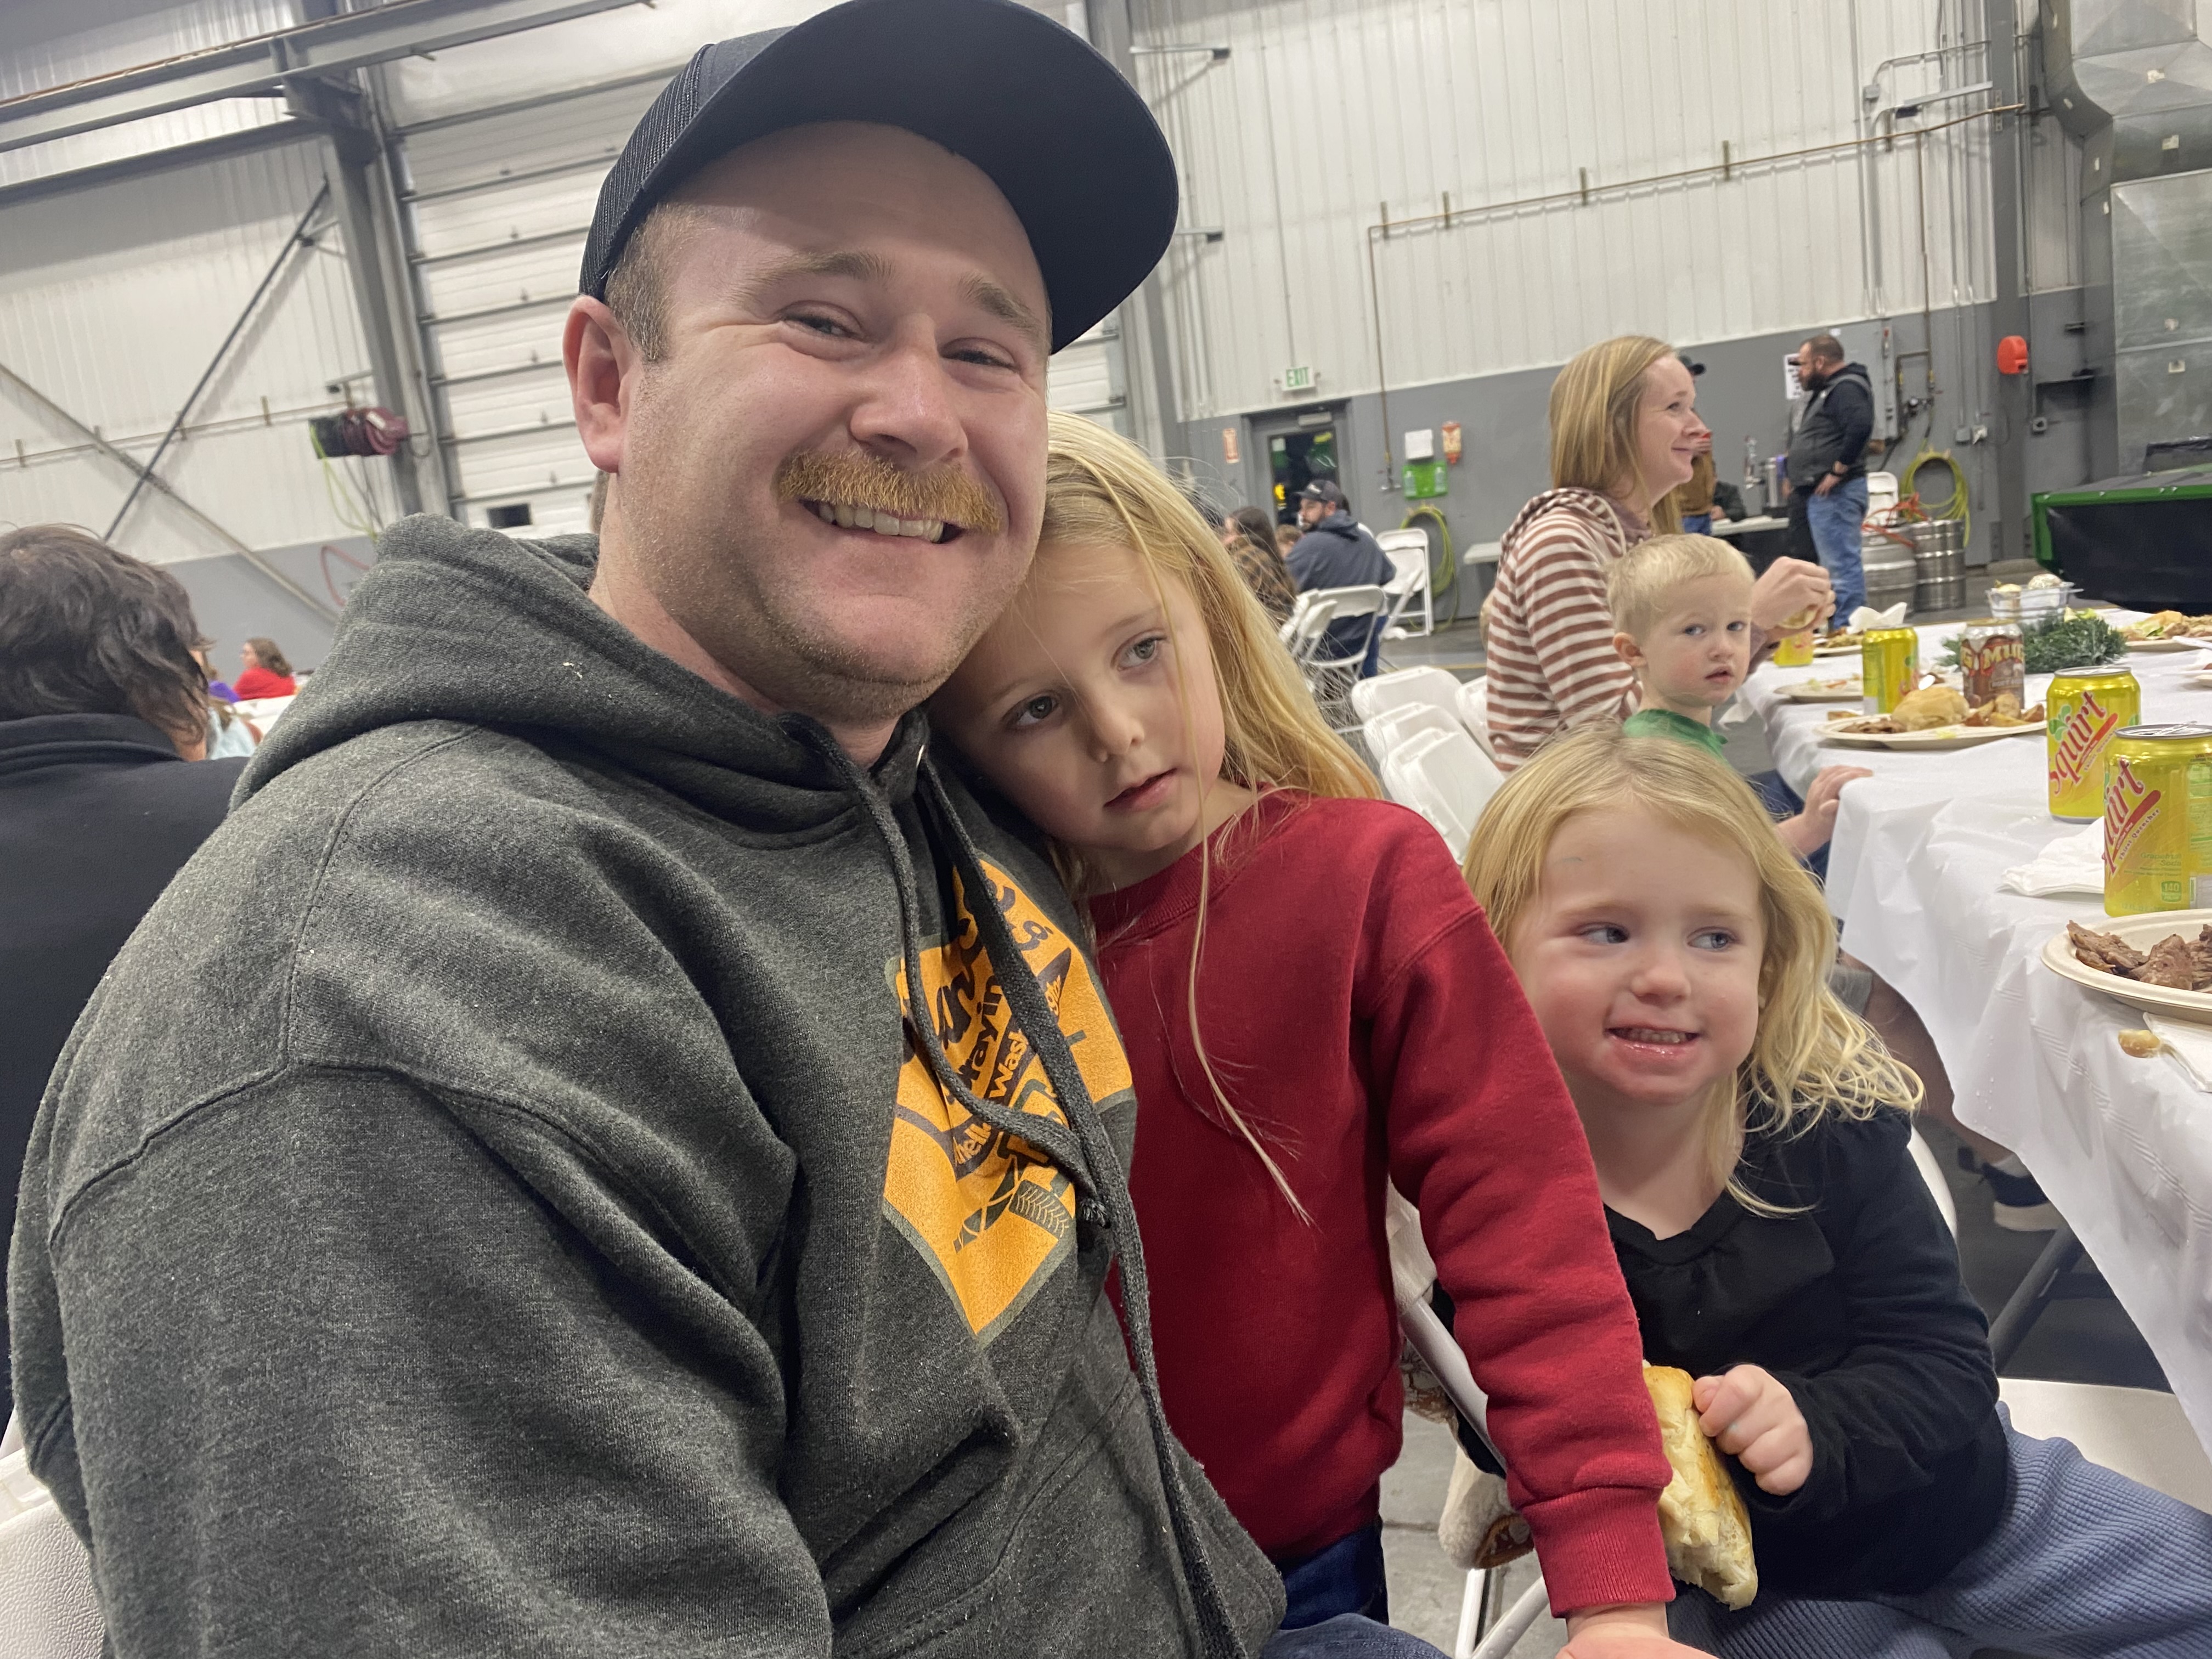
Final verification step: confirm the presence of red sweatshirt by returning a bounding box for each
[232,665,296,701]
[1090,792,1672,1615]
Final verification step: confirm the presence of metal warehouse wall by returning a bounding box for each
[1130,0,2081,424]
[380,0,1118,532]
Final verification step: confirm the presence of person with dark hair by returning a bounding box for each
[0,524,246,1426]
[1787,334,1875,618]
[1222,503,1297,625]
[1284,479,1393,676]
[5,7,1430,1658]
[233,636,296,700]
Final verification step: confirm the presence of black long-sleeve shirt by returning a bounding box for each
[1607,1105,2007,1597]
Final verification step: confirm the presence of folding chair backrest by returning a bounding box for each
[1376,529,1429,594]
[1351,664,1462,723]
[1,1412,103,1658]
[1363,703,1463,765]
[1301,585,1390,672]
[1280,591,1338,664]
[1380,726,1505,859]
[1454,676,1496,760]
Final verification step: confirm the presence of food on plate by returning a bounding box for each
[1961,693,2045,729]
[1991,582,2023,597]
[2123,610,2212,642]
[2118,1029,2165,1058]
[1644,1365,1757,1610]
[1891,686,1969,731]
[1826,711,1900,733]
[1798,674,1860,694]
[2027,572,2064,590]
[2067,919,2212,992]
[1820,629,1864,648]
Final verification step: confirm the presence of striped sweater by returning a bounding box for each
[1487,489,1649,770]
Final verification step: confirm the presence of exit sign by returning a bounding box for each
[1282,364,1316,392]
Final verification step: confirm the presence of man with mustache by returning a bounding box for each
[9,4,1385,1654]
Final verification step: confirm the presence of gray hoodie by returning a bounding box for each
[8,517,1283,1657]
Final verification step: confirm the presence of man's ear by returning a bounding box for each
[565,297,639,475]
[1612,631,1645,670]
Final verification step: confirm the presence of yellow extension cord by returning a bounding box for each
[1902,447,1970,548]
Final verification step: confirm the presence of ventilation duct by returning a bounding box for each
[2043,0,2212,474]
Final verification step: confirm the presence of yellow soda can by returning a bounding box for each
[2103,725,2212,917]
[1860,627,1919,713]
[2047,667,2142,822]
[1771,607,1817,668]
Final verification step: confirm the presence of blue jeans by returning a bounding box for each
[1806,475,1869,617]
[1681,512,1714,535]
[1277,1521,1389,1627]
[1262,1617,1447,1657]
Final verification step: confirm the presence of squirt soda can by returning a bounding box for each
[2103,725,2212,917]
[2047,667,2142,822]
[1860,627,1918,713]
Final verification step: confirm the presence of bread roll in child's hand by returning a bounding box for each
[1643,1365,1758,1610]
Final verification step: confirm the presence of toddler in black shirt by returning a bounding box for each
[1462,725,2212,1656]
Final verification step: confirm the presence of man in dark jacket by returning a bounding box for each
[1786,335,1875,617]
[7,7,1323,1657]
[0,527,245,1427]
[1286,480,1394,678]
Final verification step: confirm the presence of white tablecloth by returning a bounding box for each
[1743,625,2212,1459]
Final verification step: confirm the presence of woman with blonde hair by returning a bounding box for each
[1483,336,1831,770]
[1463,724,2212,1656]
[933,412,1700,1653]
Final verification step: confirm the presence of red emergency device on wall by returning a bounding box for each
[1997,335,2029,375]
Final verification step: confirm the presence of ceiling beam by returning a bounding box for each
[0,0,642,156]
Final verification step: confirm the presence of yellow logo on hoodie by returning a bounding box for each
[883,859,1132,1344]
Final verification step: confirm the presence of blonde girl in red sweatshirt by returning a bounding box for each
[932,411,1703,1659]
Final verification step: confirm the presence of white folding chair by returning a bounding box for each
[1297,585,1390,713]
[1350,664,1462,724]
[1385,1194,1550,1659]
[1376,528,1435,638]
[1454,676,1496,760]
[1279,591,1338,667]
[0,1413,103,1658]
[1379,726,1505,860]
[1905,1131,2212,1514]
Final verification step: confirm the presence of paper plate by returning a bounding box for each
[1819,723,2041,751]
[1812,641,1863,657]
[2042,910,2212,1027]
[1780,679,1863,703]
[2125,637,2208,653]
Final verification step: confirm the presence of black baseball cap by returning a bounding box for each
[1297,479,1347,507]
[579,0,1177,353]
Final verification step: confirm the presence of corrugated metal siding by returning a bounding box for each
[0,0,301,187]
[388,0,1114,528]
[0,134,399,565]
[1133,0,2047,420]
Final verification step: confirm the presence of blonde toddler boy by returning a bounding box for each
[1608,533,1866,857]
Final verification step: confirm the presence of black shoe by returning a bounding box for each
[1983,1161,2061,1233]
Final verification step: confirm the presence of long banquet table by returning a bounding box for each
[1742,623,2212,1458]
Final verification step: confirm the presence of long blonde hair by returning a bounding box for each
[1548,335,1686,535]
[1040,411,1379,1216]
[1462,726,1920,1208]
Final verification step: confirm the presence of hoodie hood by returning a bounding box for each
[240,514,924,831]
[1498,487,1644,558]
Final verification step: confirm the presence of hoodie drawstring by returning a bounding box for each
[788,721,1249,1658]
[917,759,1249,1659]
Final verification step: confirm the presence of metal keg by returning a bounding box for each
[1912,520,1967,613]
[1861,526,1917,614]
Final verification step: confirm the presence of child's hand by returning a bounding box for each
[1693,1365,1812,1494]
[1561,1603,1704,1657]
[1773,765,1872,857]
